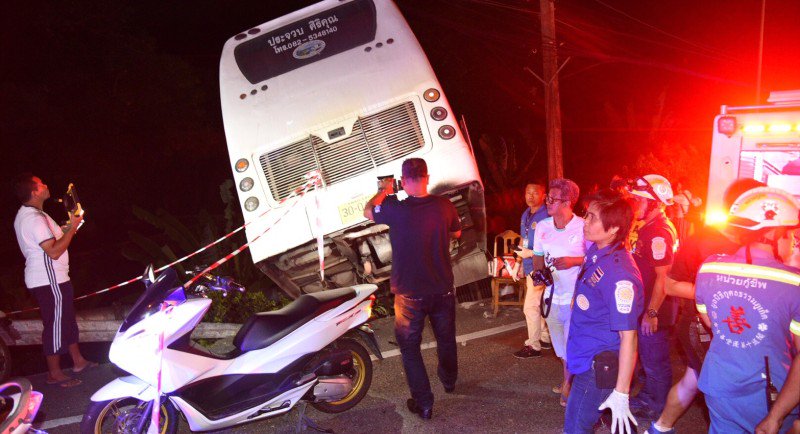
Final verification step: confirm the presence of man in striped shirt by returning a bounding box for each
[13,174,93,387]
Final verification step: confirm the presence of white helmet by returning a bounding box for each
[628,174,674,206]
[728,187,800,231]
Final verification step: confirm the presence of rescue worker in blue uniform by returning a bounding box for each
[627,174,679,419]
[695,186,800,433]
[564,189,643,434]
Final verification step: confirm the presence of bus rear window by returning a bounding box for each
[234,0,377,84]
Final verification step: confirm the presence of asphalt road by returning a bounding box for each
[20,301,709,433]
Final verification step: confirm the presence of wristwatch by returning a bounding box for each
[647,308,658,318]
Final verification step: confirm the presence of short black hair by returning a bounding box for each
[14,173,38,204]
[525,179,547,190]
[585,188,634,246]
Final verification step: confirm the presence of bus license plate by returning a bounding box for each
[338,195,371,226]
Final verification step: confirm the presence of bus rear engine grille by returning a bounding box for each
[259,101,425,200]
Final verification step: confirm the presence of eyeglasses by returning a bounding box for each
[545,196,568,205]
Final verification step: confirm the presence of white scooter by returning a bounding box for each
[81,266,381,433]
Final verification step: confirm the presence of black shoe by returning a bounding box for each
[540,341,553,350]
[444,384,455,394]
[406,398,433,420]
[513,345,542,359]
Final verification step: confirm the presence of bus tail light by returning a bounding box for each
[235,158,249,172]
[717,116,736,137]
[438,125,456,140]
[244,197,259,211]
[430,107,447,121]
[239,177,254,192]
[424,88,440,102]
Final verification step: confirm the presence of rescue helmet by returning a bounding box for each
[627,174,674,206]
[728,187,800,231]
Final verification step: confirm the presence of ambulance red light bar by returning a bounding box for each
[718,116,737,136]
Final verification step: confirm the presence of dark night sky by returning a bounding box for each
[2,0,799,303]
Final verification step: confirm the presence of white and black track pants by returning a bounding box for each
[29,255,79,355]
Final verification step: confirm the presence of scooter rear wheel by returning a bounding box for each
[311,338,373,414]
[81,396,178,434]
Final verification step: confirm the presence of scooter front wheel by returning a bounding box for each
[81,396,179,434]
[311,338,373,414]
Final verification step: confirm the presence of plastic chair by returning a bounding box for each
[490,230,526,317]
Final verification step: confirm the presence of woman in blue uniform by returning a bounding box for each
[564,189,643,434]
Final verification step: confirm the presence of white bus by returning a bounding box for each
[706,90,800,265]
[219,0,487,297]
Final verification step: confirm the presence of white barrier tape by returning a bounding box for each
[9,173,322,316]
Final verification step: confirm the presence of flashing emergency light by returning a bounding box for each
[768,123,792,133]
[743,124,766,134]
[718,116,737,136]
[705,208,729,227]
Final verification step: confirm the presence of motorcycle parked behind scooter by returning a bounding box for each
[81,266,381,433]
[0,311,21,383]
[0,377,46,434]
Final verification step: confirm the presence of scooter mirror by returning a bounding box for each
[142,264,156,287]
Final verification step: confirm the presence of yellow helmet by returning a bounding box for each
[628,174,674,206]
[728,187,800,230]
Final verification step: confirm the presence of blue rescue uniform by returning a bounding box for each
[696,247,800,434]
[520,205,549,275]
[564,242,644,433]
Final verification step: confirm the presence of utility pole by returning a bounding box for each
[539,0,564,180]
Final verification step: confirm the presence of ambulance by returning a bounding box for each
[706,89,800,265]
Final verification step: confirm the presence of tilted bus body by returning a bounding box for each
[220,0,487,297]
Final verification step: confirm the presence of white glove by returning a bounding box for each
[598,390,638,434]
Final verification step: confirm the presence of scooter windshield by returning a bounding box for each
[119,268,182,333]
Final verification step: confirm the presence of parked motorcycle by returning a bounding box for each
[0,377,45,433]
[0,311,21,383]
[81,266,381,433]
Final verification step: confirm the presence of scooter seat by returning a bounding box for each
[233,288,357,353]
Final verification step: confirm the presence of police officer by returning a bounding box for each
[627,175,679,419]
[695,186,800,433]
[565,189,643,434]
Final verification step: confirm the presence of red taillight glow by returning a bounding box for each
[718,116,737,136]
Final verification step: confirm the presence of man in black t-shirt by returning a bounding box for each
[627,174,679,419]
[363,158,462,420]
[645,179,762,434]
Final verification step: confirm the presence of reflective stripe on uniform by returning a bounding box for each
[696,303,708,314]
[698,262,800,286]
[791,320,800,337]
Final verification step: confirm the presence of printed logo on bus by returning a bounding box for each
[293,40,326,60]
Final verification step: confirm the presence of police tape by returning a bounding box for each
[8,172,323,316]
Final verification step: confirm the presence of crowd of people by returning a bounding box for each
[363,157,799,434]
[14,159,799,433]
[510,174,800,433]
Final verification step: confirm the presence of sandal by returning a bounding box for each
[46,377,82,388]
[560,392,568,407]
[72,361,98,373]
[552,384,562,394]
